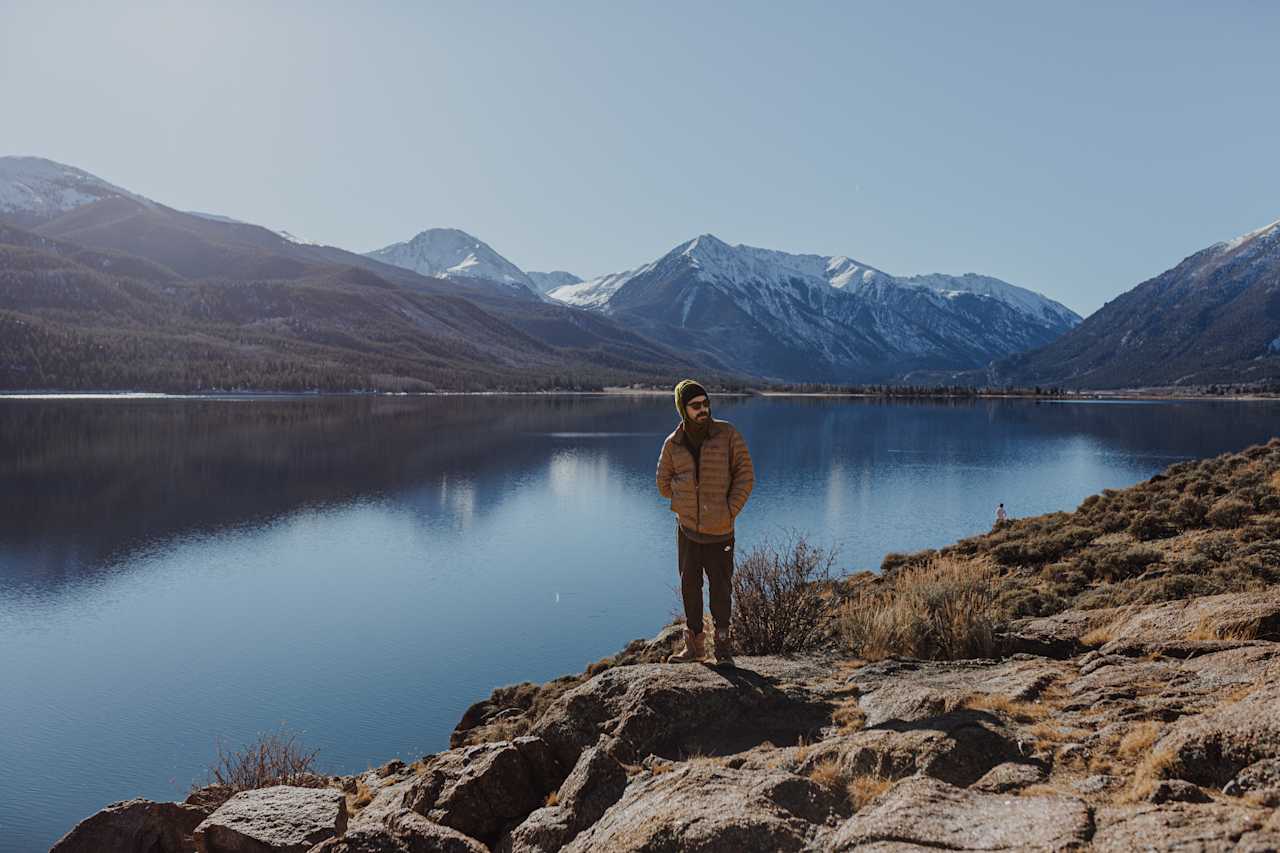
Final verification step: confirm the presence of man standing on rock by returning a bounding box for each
[656,379,754,666]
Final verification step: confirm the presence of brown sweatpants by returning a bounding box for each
[677,526,734,635]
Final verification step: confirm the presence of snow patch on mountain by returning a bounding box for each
[549,264,653,309]
[526,270,582,294]
[0,156,148,218]
[898,272,1080,325]
[1215,218,1280,255]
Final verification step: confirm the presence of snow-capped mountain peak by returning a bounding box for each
[365,227,536,292]
[548,232,1082,382]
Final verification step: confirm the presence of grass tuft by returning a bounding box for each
[839,556,999,660]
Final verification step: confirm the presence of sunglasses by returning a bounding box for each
[687,400,710,411]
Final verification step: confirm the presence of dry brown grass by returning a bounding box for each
[351,779,374,810]
[847,774,893,811]
[1080,624,1118,647]
[832,699,867,732]
[1185,613,1261,642]
[807,757,845,796]
[794,735,812,765]
[1117,721,1162,760]
[839,556,1000,660]
[1027,721,1074,745]
[1121,746,1180,803]
[1019,783,1069,798]
[959,693,1052,724]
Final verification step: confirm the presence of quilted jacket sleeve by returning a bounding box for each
[656,439,675,499]
[727,427,754,516]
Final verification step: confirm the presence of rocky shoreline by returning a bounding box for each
[52,441,1280,852]
[52,587,1280,852]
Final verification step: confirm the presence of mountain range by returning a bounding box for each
[543,235,1081,383]
[365,229,1081,382]
[3,155,1275,391]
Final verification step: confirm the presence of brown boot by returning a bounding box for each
[712,628,735,667]
[667,629,706,663]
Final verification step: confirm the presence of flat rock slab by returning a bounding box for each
[563,763,838,853]
[1093,803,1279,852]
[52,798,207,853]
[1156,680,1280,787]
[195,785,347,853]
[826,776,1092,852]
[1010,589,1280,656]
[849,657,1070,716]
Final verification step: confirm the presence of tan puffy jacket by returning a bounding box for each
[656,418,754,536]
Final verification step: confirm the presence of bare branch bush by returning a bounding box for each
[199,724,324,794]
[732,532,837,654]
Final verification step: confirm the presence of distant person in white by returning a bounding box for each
[995,503,1009,528]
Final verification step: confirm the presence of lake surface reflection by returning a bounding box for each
[3,393,1279,850]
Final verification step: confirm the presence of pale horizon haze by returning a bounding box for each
[4,1,1279,316]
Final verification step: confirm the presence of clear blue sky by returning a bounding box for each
[5,1,1278,315]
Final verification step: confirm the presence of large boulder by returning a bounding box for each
[798,711,1023,788]
[499,740,630,853]
[971,761,1047,793]
[529,657,834,771]
[404,737,563,843]
[194,786,347,853]
[826,776,1092,851]
[451,625,686,748]
[1225,757,1280,805]
[562,763,838,853]
[51,798,207,853]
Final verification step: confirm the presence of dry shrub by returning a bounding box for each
[839,556,999,660]
[202,724,322,794]
[731,533,835,654]
[1117,721,1162,760]
[847,774,893,811]
[1207,497,1251,528]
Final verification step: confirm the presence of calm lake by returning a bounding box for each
[4,393,1279,850]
